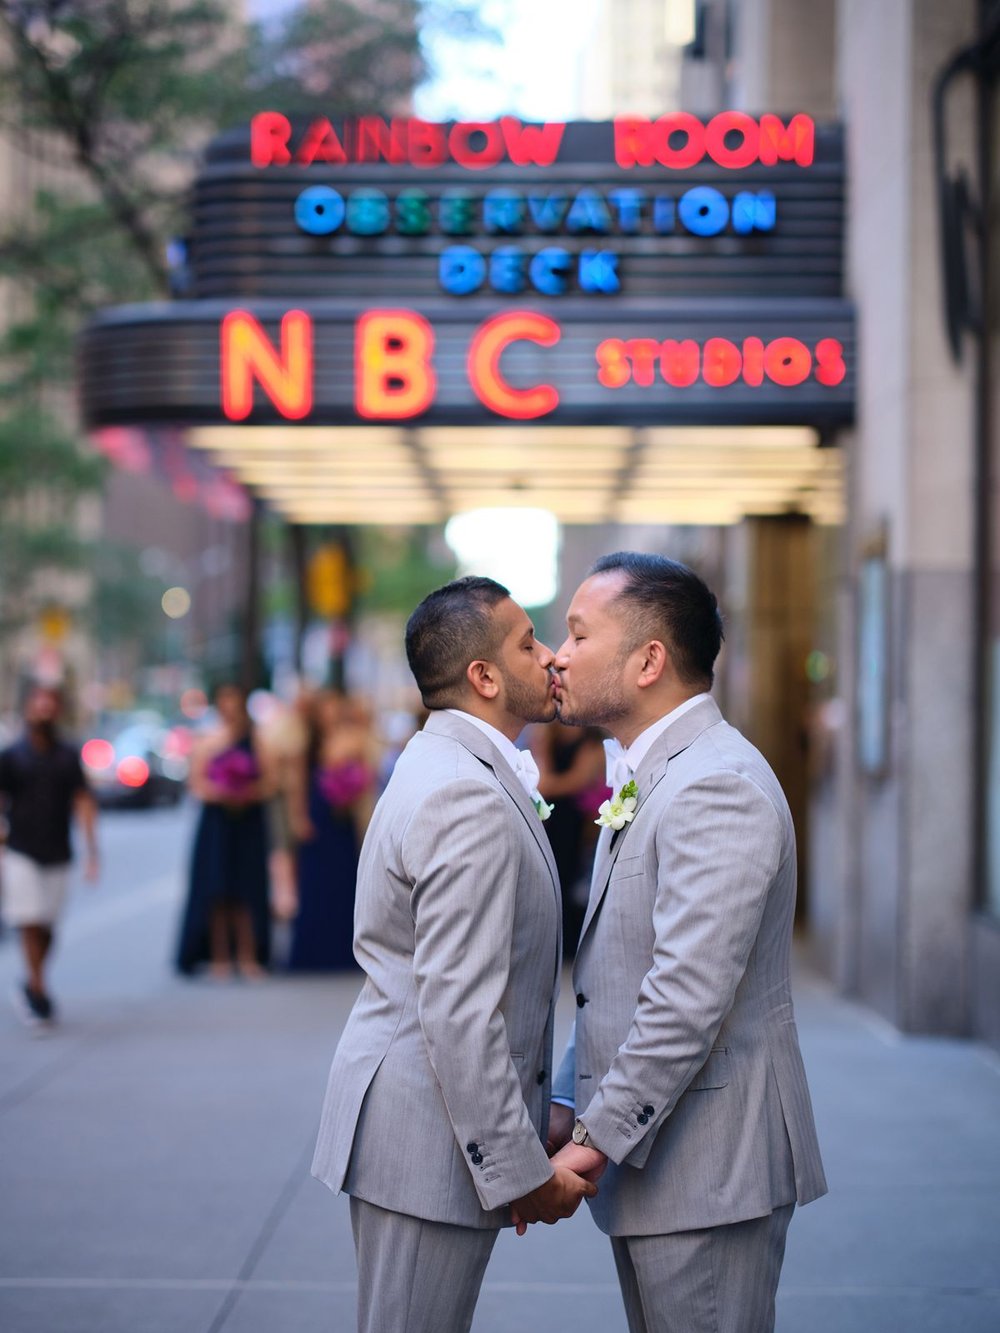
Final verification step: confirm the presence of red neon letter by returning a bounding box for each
[705,111,759,169]
[449,121,505,169]
[764,337,812,385]
[468,312,560,419]
[250,112,292,167]
[500,117,566,167]
[654,113,705,169]
[815,338,847,385]
[355,310,436,420]
[408,118,447,167]
[596,338,631,388]
[625,339,659,388]
[660,339,700,387]
[758,113,815,167]
[702,338,742,387]
[742,337,765,386]
[296,118,348,166]
[614,117,656,168]
[355,116,408,164]
[221,310,313,421]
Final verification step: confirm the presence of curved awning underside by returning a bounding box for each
[182,423,842,526]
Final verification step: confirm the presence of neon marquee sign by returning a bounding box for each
[219,308,846,424]
[79,114,852,435]
[249,111,813,300]
[250,112,814,171]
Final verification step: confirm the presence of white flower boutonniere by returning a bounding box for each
[595,779,639,831]
[534,796,554,822]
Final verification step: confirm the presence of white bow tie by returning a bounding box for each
[603,738,634,794]
[512,748,541,799]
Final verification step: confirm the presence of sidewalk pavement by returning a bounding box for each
[1,856,998,1332]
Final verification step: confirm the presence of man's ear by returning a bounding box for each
[635,639,669,690]
[467,659,500,700]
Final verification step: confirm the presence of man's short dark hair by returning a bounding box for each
[590,551,724,688]
[405,576,511,710]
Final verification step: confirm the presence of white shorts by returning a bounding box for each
[1,849,70,928]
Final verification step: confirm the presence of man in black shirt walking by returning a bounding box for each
[0,685,99,1026]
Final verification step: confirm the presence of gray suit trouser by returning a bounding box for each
[610,1203,795,1333]
[349,1196,499,1333]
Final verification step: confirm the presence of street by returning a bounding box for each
[1,803,999,1333]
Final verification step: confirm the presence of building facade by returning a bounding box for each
[712,0,999,1044]
[575,0,1000,1045]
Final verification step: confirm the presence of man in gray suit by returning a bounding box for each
[539,552,827,1333]
[312,576,596,1333]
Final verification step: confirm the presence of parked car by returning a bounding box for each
[81,714,191,808]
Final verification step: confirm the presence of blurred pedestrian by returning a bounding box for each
[286,690,375,971]
[175,683,273,979]
[0,685,99,1027]
[530,720,608,958]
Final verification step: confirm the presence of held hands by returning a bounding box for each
[545,1102,608,1187]
[549,1140,608,1186]
[509,1165,598,1237]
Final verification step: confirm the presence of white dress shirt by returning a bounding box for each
[444,710,541,799]
[604,693,713,791]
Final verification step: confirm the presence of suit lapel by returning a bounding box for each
[422,712,560,894]
[576,697,724,949]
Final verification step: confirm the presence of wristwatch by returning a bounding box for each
[571,1118,592,1147]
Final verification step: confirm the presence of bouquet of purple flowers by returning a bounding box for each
[317,760,372,811]
[206,746,259,797]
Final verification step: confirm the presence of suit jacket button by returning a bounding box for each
[576,993,587,1007]
[643,1105,654,1116]
[471,1152,484,1165]
[536,1071,546,1085]
[636,1113,648,1125]
[466,1143,478,1154]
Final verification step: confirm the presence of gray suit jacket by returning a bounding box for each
[553,696,827,1236]
[312,711,561,1229]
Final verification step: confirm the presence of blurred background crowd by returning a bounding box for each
[0,676,617,1004]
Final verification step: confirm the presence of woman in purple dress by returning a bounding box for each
[176,684,273,978]
[287,691,376,971]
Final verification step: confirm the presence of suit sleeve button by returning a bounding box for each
[643,1105,654,1116]
[576,993,587,1008]
[466,1143,478,1154]
[636,1113,648,1125]
[471,1153,484,1165]
[536,1071,546,1085]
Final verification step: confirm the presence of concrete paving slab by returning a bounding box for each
[218,1286,354,1333]
[481,1207,621,1288]
[0,1175,291,1281]
[784,1183,1000,1290]
[775,1290,1000,1333]
[0,1284,227,1333]
[250,1176,358,1285]
[473,1283,629,1332]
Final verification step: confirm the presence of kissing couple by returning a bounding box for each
[312,551,827,1333]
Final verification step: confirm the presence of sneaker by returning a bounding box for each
[10,983,54,1028]
[32,988,55,1023]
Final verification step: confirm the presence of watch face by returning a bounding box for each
[572,1121,588,1145]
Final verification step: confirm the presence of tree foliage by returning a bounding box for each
[0,0,486,654]
[355,526,456,615]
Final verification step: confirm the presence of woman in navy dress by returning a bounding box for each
[287,691,376,971]
[175,684,272,978]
